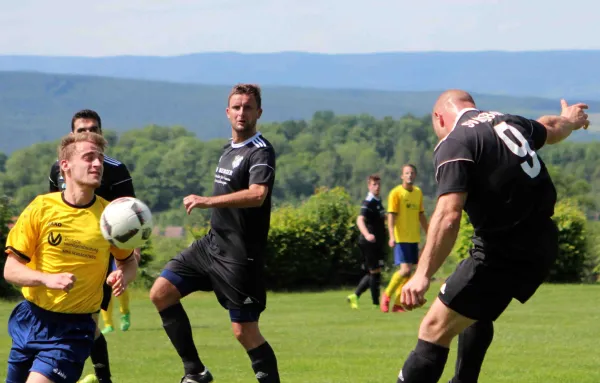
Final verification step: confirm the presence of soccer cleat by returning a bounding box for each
[346,294,359,309]
[101,325,114,335]
[78,374,99,383]
[120,313,130,331]
[379,292,390,313]
[180,369,214,383]
[392,304,406,313]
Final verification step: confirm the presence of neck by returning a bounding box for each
[232,128,257,144]
[402,183,413,191]
[63,182,95,206]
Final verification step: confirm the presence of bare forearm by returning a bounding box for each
[207,189,265,208]
[419,213,429,234]
[415,210,461,279]
[3,255,46,287]
[388,214,396,240]
[116,256,138,285]
[357,217,370,237]
[537,116,574,144]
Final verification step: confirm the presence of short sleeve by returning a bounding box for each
[359,201,369,217]
[387,190,399,214]
[5,197,42,262]
[436,161,473,197]
[110,246,133,261]
[111,165,136,199]
[510,115,548,151]
[434,138,475,197]
[419,192,424,213]
[249,148,275,186]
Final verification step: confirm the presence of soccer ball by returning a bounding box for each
[100,197,153,249]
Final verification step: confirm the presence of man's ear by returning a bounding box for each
[59,159,69,175]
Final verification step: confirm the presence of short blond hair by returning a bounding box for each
[58,132,107,178]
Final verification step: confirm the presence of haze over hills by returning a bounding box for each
[1,70,599,155]
[0,50,599,100]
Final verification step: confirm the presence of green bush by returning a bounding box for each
[188,187,365,290]
[550,200,590,282]
[0,195,19,299]
[450,199,593,283]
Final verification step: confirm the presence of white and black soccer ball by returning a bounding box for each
[100,197,153,249]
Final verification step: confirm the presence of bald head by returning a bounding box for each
[431,89,477,140]
[433,89,476,115]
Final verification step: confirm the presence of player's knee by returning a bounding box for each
[232,322,264,350]
[399,264,411,277]
[149,277,180,310]
[418,314,454,346]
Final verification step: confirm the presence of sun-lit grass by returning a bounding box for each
[0,283,599,382]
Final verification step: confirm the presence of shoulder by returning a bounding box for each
[103,156,132,178]
[414,186,423,194]
[26,193,58,216]
[49,160,60,175]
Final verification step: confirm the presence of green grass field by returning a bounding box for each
[1,283,599,382]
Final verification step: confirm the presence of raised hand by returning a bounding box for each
[561,99,590,130]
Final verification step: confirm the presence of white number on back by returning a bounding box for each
[493,122,541,178]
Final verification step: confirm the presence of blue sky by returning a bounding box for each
[0,0,598,56]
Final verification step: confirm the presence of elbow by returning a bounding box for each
[441,210,462,232]
[3,264,15,284]
[252,191,268,207]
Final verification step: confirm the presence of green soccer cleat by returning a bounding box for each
[346,294,359,309]
[120,313,130,331]
[78,374,99,383]
[101,325,114,335]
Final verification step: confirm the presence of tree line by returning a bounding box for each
[1,111,598,225]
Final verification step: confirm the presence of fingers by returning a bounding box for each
[561,99,568,110]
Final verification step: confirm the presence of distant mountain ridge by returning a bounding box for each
[0,50,599,100]
[0,70,599,155]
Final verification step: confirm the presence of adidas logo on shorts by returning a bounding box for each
[243,297,253,304]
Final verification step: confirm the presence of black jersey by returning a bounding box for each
[49,155,135,201]
[434,108,556,242]
[209,132,276,264]
[358,193,386,245]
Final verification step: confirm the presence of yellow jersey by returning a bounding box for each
[387,185,424,243]
[5,192,133,314]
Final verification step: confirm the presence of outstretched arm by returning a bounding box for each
[538,99,590,145]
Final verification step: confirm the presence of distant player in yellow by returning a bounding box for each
[380,164,428,313]
[3,132,138,383]
[100,258,134,334]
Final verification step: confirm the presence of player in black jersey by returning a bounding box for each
[150,84,280,383]
[48,109,137,383]
[347,174,386,309]
[396,90,590,383]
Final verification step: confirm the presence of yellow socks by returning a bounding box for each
[385,271,409,298]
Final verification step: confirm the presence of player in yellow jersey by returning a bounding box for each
[3,132,138,383]
[380,164,429,313]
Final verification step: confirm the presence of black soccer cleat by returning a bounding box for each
[179,369,214,383]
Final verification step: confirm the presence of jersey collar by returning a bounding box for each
[366,192,380,201]
[434,108,479,151]
[231,132,262,148]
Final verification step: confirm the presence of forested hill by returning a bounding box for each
[1,71,599,155]
[1,112,598,226]
[1,50,599,99]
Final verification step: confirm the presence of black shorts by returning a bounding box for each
[160,234,266,322]
[358,241,385,271]
[439,220,558,321]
